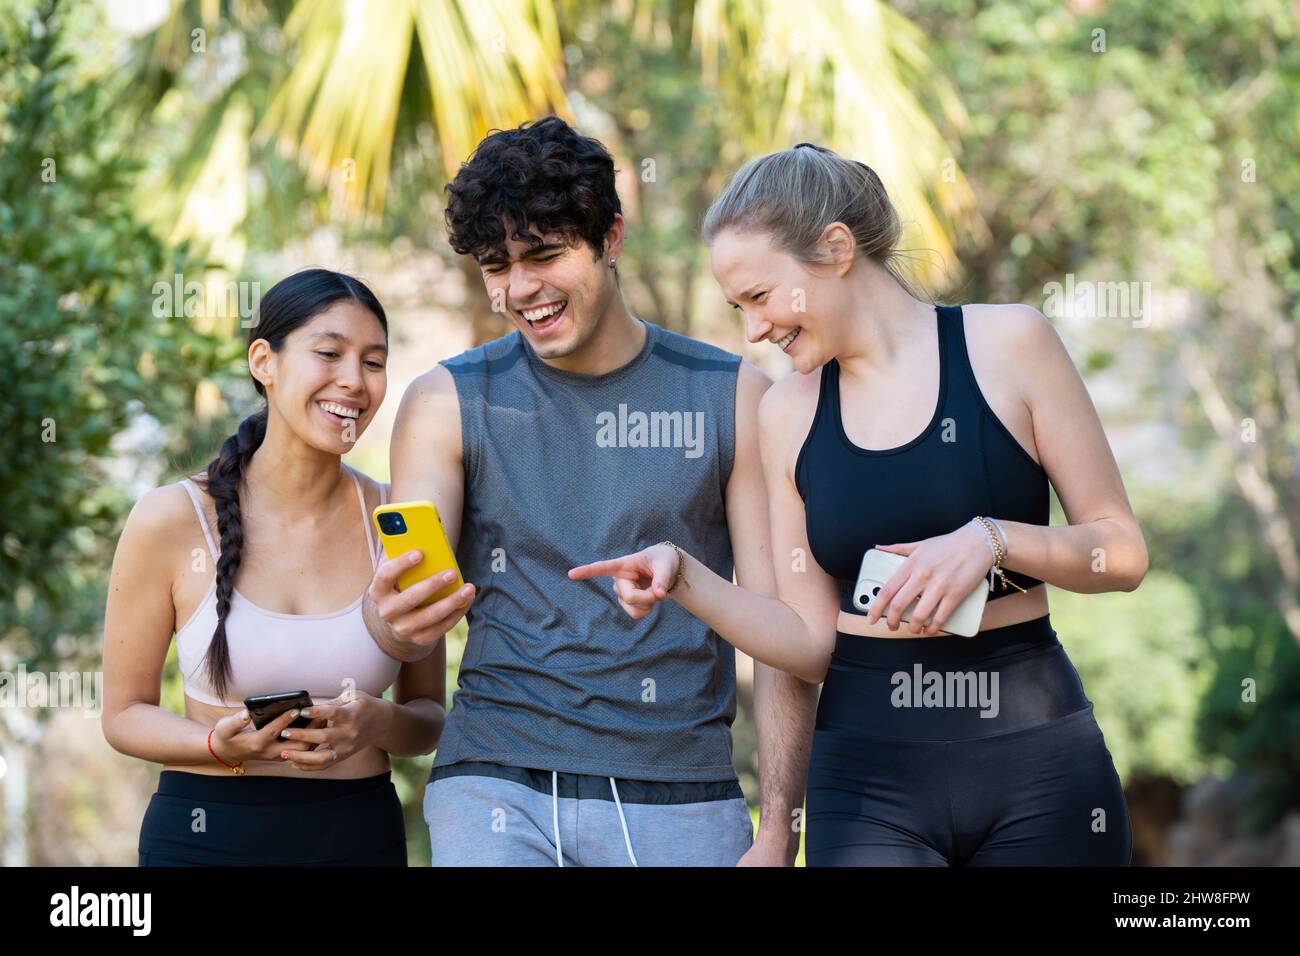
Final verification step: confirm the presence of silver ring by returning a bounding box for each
[327,747,337,762]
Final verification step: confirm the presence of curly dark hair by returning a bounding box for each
[444,115,621,262]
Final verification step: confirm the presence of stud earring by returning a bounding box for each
[609,258,616,269]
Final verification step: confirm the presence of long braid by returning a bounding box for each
[198,408,268,703]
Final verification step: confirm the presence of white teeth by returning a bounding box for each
[776,328,801,349]
[318,401,360,419]
[522,301,566,322]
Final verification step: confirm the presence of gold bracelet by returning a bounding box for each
[972,516,1003,564]
[658,540,687,594]
[974,516,1028,594]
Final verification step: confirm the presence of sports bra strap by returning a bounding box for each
[346,467,387,568]
[345,467,375,567]
[375,483,388,566]
[180,479,220,559]
[816,358,839,432]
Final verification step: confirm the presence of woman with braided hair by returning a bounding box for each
[102,269,444,866]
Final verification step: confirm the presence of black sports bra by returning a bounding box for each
[795,304,1049,614]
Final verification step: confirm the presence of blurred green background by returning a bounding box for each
[2,0,1298,866]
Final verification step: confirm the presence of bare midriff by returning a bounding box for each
[836,584,1048,638]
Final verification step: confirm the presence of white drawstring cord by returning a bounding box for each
[609,777,639,867]
[552,770,564,867]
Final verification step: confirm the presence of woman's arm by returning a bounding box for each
[100,486,313,766]
[867,305,1149,635]
[980,305,1147,592]
[569,376,842,683]
[101,487,223,765]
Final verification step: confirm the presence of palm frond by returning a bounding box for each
[259,0,570,219]
[692,0,984,285]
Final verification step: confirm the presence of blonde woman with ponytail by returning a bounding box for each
[573,144,1147,866]
[102,269,449,866]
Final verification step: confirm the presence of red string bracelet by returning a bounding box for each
[208,728,245,774]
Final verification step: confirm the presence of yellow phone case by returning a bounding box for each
[372,501,464,607]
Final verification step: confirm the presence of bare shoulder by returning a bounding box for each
[961,303,1068,359]
[388,364,463,488]
[959,302,1075,400]
[736,358,774,406]
[134,480,204,530]
[395,361,462,429]
[117,480,205,565]
[406,362,459,404]
[759,365,822,423]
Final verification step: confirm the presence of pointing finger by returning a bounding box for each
[569,558,632,580]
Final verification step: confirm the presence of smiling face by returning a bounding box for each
[710,227,850,374]
[477,220,621,362]
[250,300,389,454]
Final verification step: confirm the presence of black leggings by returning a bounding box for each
[138,770,407,866]
[806,616,1131,866]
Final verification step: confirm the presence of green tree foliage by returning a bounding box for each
[1051,573,1210,784]
[0,0,227,671]
[910,0,1300,824]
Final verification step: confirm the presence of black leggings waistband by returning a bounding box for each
[818,615,1091,741]
[140,771,406,866]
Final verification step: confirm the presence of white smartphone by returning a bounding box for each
[851,548,988,638]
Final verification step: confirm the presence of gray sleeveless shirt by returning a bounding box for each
[432,320,742,782]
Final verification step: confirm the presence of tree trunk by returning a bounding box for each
[458,256,507,347]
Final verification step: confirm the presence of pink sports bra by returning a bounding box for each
[174,468,402,708]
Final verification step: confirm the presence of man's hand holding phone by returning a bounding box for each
[368,549,475,654]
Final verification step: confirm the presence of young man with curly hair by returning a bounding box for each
[362,115,817,866]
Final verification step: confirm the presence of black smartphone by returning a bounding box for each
[244,690,314,730]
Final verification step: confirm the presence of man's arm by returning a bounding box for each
[748,662,818,865]
[726,361,819,866]
[364,364,475,663]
